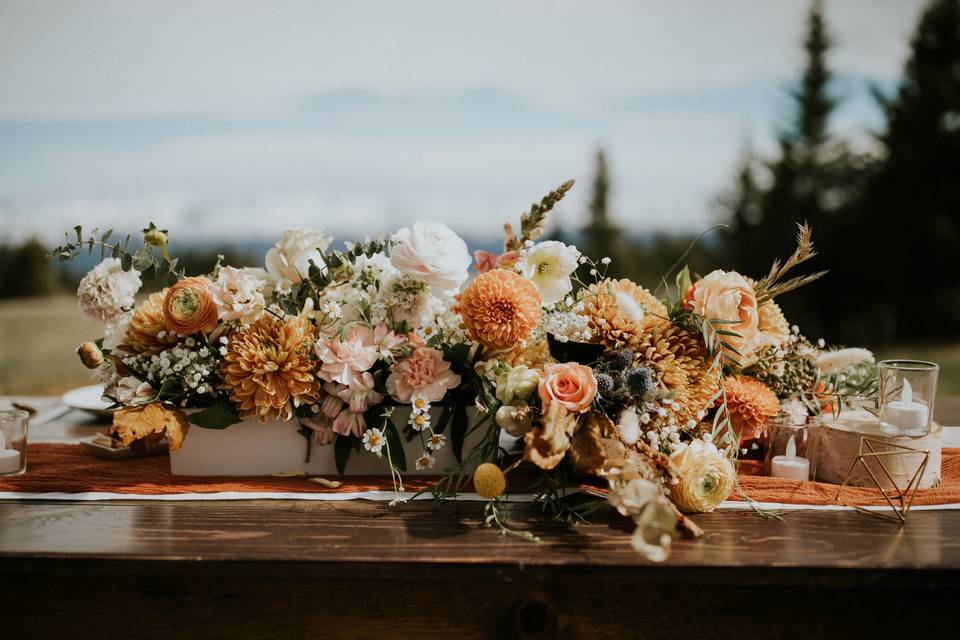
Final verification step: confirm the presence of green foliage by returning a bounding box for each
[50,224,185,282]
[188,397,242,429]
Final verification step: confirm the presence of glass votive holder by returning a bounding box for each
[879,359,938,436]
[765,414,820,480]
[0,409,28,476]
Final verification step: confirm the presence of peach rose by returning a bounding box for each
[538,362,598,413]
[163,277,219,335]
[690,270,759,362]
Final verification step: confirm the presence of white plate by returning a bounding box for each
[61,384,114,418]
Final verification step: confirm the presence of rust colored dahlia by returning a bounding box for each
[722,375,780,441]
[459,269,541,350]
[634,323,719,429]
[125,289,179,355]
[221,314,321,422]
[580,278,668,348]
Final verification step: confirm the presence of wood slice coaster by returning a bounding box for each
[815,410,941,490]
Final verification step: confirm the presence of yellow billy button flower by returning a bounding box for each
[473,463,507,499]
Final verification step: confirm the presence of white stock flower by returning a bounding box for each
[210,266,267,325]
[521,241,581,306]
[77,258,142,323]
[265,228,333,284]
[389,221,471,295]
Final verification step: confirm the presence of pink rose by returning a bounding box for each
[315,327,377,385]
[538,363,598,413]
[386,346,461,403]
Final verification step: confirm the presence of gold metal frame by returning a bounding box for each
[834,437,929,524]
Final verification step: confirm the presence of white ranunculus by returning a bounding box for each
[669,439,736,513]
[521,241,581,306]
[265,228,333,284]
[389,221,471,295]
[77,258,142,323]
[210,266,267,325]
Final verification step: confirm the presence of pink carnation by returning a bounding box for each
[315,327,377,385]
[386,346,461,403]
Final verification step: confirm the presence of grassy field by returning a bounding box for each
[1,295,959,397]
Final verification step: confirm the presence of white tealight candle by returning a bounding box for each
[0,449,20,474]
[881,379,929,435]
[770,435,810,481]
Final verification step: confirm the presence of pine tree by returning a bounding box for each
[848,0,960,342]
[582,149,628,278]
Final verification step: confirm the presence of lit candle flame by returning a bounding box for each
[786,434,796,459]
[902,378,913,405]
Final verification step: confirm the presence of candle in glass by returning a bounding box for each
[770,435,810,480]
[0,429,20,475]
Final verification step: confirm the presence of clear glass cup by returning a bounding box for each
[0,409,28,476]
[878,360,938,436]
[765,414,820,480]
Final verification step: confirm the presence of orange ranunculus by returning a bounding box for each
[163,277,219,335]
[538,362,598,413]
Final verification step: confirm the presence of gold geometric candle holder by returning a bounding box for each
[834,437,929,524]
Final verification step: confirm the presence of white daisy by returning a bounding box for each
[410,393,431,415]
[415,453,436,470]
[427,433,447,451]
[408,411,430,432]
[362,428,385,454]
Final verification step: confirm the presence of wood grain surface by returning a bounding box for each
[1,499,959,639]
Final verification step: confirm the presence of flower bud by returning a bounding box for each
[76,341,104,369]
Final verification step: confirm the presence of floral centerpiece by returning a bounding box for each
[57,179,875,560]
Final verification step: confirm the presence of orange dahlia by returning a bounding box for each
[459,269,541,350]
[164,277,219,335]
[721,375,780,442]
[634,323,719,430]
[221,314,321,422]
[125,290,179,355]
[580,278,668,349]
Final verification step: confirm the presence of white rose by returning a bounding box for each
[389,221,471,295]
[77,257,142,323]
[265,228,333,284]
[211,266,267,325]
[521,241,581,306]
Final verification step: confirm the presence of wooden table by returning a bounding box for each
[2,397,959,639]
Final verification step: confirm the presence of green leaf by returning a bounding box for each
[133,247,154,271]
[121,252,133,271]
[675,265,692,300]
[334,434,353,476]
[434,403,453,435]
[451,399,468,463]
[74,225,83,243]
[384,420,407,472]
[188,397,241,429]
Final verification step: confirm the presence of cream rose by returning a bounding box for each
[389,221,471,295]
[265,228,333,284]
[690,270,759,362]
[669,439,736,513]
[537,362,598,413]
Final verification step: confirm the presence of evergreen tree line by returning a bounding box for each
[578,0,960,347]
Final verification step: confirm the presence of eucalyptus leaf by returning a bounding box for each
[188,397,241,429]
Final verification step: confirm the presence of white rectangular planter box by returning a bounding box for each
[170,408,494,477]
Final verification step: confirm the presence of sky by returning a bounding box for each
[0,0,928,247]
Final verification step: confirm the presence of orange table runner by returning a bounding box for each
[0,444,959,506]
